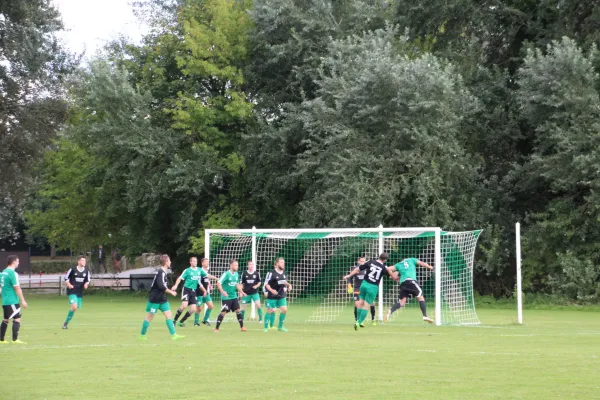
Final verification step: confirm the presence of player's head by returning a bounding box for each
[77,255,86,267]
[275,257,285,270]
[99,244,103,249]
[200,257,209,269]
[190,256,198,267]
[160,254,171,269]
[247,260,255,272]
[230,258,239,272]
[378,252,389,262]
[6,255,19,268]
[357,256,366,265]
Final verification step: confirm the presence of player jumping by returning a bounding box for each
[386,258,434,323]
[347,256,377,326]
[343,253,395,331]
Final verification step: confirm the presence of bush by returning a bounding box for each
[31,261,72,274]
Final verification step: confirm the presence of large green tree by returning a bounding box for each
[0,0,74,241]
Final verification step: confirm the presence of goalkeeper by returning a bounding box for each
[385,258,434,324]
[346,257,376,326]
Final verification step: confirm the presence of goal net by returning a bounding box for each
[205,227,482,326]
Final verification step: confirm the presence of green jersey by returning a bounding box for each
[218,270,240,300]
[395,258,418,283]
[181,267,206,290]
[1,268,20,305]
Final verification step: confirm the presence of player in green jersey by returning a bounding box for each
[0,255,28,344]
[171,257,207,327]
[138,254,184,340]
[214,259,246,332]
[385,258,434,323]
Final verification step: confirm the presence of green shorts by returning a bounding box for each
[266,298,287,309]
[359,281,379,305]
[145,301,170,314]
[68,294,82,309]
[197,294,213,306]
[242,293,260,304]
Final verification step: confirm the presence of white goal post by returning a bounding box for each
[205,226,482,326]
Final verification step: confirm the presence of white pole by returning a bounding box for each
[516,222,523,324]
[434,228,442,326]
[251,226,257,320]
[378,224,384,322]
[204,230,211,320]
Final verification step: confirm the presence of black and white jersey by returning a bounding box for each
[148,268,168,304]
[359,259,389,286]
[196,269,211,296]
[265,269,288,300]
[241,270,261,295]
[347,265,366,290]
[64,267,91,296]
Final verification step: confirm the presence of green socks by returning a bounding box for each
[270,313,276,328]
[357,308,368,324]
[141,320,150,335]
[166,319,176,335]
[203,308,212,323]
[257,308,263,321]
[278,313,286,329]
[194,312,200,324]
[65,310,74,324]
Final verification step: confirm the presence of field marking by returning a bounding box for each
[1,342,598,360]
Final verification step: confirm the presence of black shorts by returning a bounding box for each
[181,288,197,305]
[399,280,423,300]
[221,299,240,313]
[3,304,21,320]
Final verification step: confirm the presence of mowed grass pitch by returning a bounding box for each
[1,296,599,400]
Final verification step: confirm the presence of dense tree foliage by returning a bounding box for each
[19,0,600,299]
[0,0,75,241]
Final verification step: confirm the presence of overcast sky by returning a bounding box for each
[52,0,147,57]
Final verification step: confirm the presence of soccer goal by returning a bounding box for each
[205,226,482,326]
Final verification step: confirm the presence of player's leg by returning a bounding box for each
[233,300,245,331]
[202,298,213,326]
[416,291,433,323]
[277,299,288,332]
[214,300,230,332]
[240,296,248,321]
[179,291,196,326]
[174,295,189,323]
[0,312,8,343]
[163,306,184,340]
[194,297,203,326]
[139,304,157,339]
[63,295,79,329]
[353,294,360,321]
[264,300,276,332]
[370,304,376,326]
[255,298,263,322]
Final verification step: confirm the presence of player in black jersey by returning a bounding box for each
[347,256,376,326]
[264,258,292,332]
[62,256,91,329]
[138,255,184,340]
[343,253,397,330]
[194,258,218,326]
[241,261,263,322]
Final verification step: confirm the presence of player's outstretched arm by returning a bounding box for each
[236,283,246,297]
[343,268,360,281]
[207,274,219,280]
[417,260,434,271]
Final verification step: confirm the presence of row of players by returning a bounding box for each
[0,252,433,343]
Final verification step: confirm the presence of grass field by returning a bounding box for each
[1,295,599,400]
